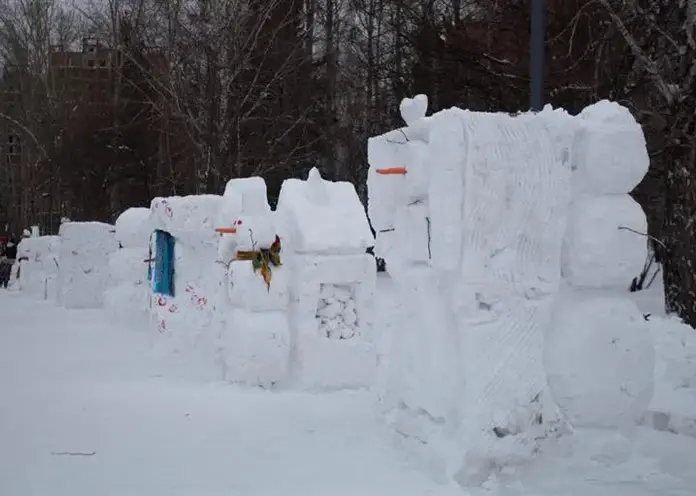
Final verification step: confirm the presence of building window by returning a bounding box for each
[87,59,95,68]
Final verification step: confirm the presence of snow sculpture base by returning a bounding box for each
[562,195,648,287]
[221,261,290,388]
[369,103,575,487]
[545,290,655,429]
[221,308,290,388]
[289,253,376,390]
[227,259,289,312]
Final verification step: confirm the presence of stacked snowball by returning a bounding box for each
[546,100,655,429]
[217,177,290,388]
[315,283,358,340]
[104,207,151,326]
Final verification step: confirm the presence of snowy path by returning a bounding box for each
[0,292,459,496]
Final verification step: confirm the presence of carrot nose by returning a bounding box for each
[215,227,237,234]
[376,166,407,175]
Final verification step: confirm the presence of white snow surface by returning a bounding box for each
[545,289,655,428]
[562,194,648,288]
[114,207,151,248]
[150,195,221,238]
[3,282,696,495]
[0,291,461,496]
[277,168,374,255]
[104,247,150,328]
[572,100,650,195]
[57,221,119,309]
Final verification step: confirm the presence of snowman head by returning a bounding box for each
[230,215,277,252]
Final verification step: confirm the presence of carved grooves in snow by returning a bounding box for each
[458,112,570,437]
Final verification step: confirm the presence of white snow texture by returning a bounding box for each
[7,96,669,492]
[367,98,654,484]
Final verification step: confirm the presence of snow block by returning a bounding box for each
[57,222,119,309]
[288,253,377,390]
[221,309,290,387]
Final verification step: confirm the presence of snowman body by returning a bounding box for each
[217,186,290,388]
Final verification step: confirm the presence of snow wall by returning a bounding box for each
[367,97,655,486]
[152,173,377,388]
[147,195,226,380]
[57,222,119,309]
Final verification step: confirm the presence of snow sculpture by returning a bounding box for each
[368,97,572,485]
[15,235,60,300]
[276,167,376,390]
[57,222,119,309]
[148,195,224,378]
[215,177,290,388]
[546,101,655,430]
[368,96,656,486]
[104,207,152,328]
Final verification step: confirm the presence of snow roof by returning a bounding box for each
[276,168,374,255]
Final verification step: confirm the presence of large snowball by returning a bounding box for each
[114,207,151,248]
[545,294,655,429]
[571,101,649,195]
[562,194,648,288]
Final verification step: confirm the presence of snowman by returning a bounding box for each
[215,180,290,388]
[373,94,431,277]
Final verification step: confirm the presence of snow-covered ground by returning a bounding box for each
[2,284,696,496]
[0,291,461,496]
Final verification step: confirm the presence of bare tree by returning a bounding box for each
[596,0,696,326]
[0,0,81,233]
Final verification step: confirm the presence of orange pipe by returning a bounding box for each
[376,166,407,175]
[215,227,237,234]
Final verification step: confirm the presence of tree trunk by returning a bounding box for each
[662,142,696,325]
